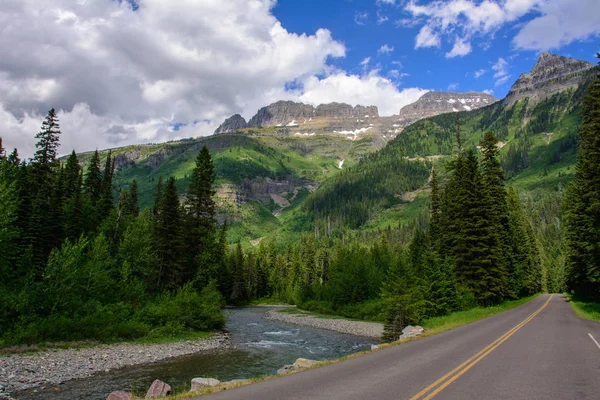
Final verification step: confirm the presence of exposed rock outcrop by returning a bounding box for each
[247,101,315,127]
[214,114,248,134]
[504,52,595,105]
[106,392,133,400]
[191,378,221,390]
[277,358,319,375]
[398,91,496,127]
[145,379,171,398]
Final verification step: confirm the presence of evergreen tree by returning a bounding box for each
[479,132,509,301]
[98,151,115,219]
[564,54,600,299]
[183,146,217,281]
[155,177,183,289]
[428,166,442,246]
[64,172,84,242]
[63,151,81,199]
[84,150,102,206]
[31,109,61,177]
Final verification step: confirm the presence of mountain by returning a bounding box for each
[397,91,496,128]
[85,52,595,246]
[505,52,595,105]
[276,52,596,244]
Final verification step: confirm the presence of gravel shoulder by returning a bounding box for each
[0,332,230,397]
[265,310,383,339]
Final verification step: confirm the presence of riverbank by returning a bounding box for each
[0,332,231,398]
[265,310,383,339]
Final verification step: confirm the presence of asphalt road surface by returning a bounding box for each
[200,294,600,400]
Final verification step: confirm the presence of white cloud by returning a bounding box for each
[0,0,425,157]
[513,0,600,51]
[378,44,395,55]
[492,57,511,86]
[415,25,441,48]
[445,38,472,58]
[361,57,372,66]
[474,69,487,79]
[404,0,600,55]
[298,71,429,116]
[355,11,369,25]
[447,83,460,91]
[377,12,390,24]
[483,89,495,95]
[377,0,397,4]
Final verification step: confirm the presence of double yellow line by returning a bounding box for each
[410,294,554,400]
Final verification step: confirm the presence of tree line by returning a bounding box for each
[0,110,226,345]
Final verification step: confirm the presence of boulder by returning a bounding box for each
[145,379,171,399]
[371,344,380,351]
[402,325,425,336]
[277,365,294,375]
[106,392,133,400]
[292,358,318,369]
[191,378,220,391]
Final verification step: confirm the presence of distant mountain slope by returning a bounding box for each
[274,53,596,241]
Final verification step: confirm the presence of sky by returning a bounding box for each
[1,0,598,157]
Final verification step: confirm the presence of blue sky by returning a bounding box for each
[272,0,599,99]
[0,0,598,156]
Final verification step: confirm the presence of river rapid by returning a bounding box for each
[16,308,376,399]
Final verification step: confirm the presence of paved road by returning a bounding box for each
[200,294,600,400]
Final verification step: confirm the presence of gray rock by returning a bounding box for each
[278,358,319,375]
[214,114,247,134]
[106,392,133,400]
[145,379,171,398]
[398,91,496,127]
[505,52,595,106]
[191,377,220,391]
[277,365,294,375]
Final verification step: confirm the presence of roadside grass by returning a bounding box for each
[420,294,541,335]
[566,294,600,322]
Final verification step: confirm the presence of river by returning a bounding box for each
[16,307,376,399]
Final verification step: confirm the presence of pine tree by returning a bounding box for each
[98,150,115,219]
[63,151,81,199]
[64,172,84,242]
[479,132,509,302]
[84,150,102,206]
[428,166,442,246]
[155,177,183,290]
[564,54,600,299]
[32,109,61,177]
[182,146,217,281]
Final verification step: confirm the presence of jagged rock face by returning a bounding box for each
[398,91,496,126]
[247,101,315,127]
[214,114,247,134]
[315,103,379,118]
[244,101,379,128]
[504,52,595,105]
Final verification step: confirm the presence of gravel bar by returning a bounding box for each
[0,332,230,397]
[266,310,383,339]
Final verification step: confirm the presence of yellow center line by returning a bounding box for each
[410,294,554,400]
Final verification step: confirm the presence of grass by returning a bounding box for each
[566,294,600,322]
[421,294,541,335]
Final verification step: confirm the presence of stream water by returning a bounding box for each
[17,308,376,399]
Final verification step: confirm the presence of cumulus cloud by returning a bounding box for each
[378,44,395,55]
[513,0,600,51]
[298,71,428,116]
[404,0,599,56]
[492,57,511,86]
[0,0,425,157]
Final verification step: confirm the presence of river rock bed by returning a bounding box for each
[266,310,383,339]
[0,333,230,398]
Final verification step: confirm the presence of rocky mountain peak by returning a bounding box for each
[214,114,247,134]
[505,52,595,105]
[397,91,496,125]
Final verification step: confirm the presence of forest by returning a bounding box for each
[1,58,599,346]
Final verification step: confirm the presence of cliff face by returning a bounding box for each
[398,91,497,127]
[504,52,595,105]
[245,101,379,128]
[214,114,247,134]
